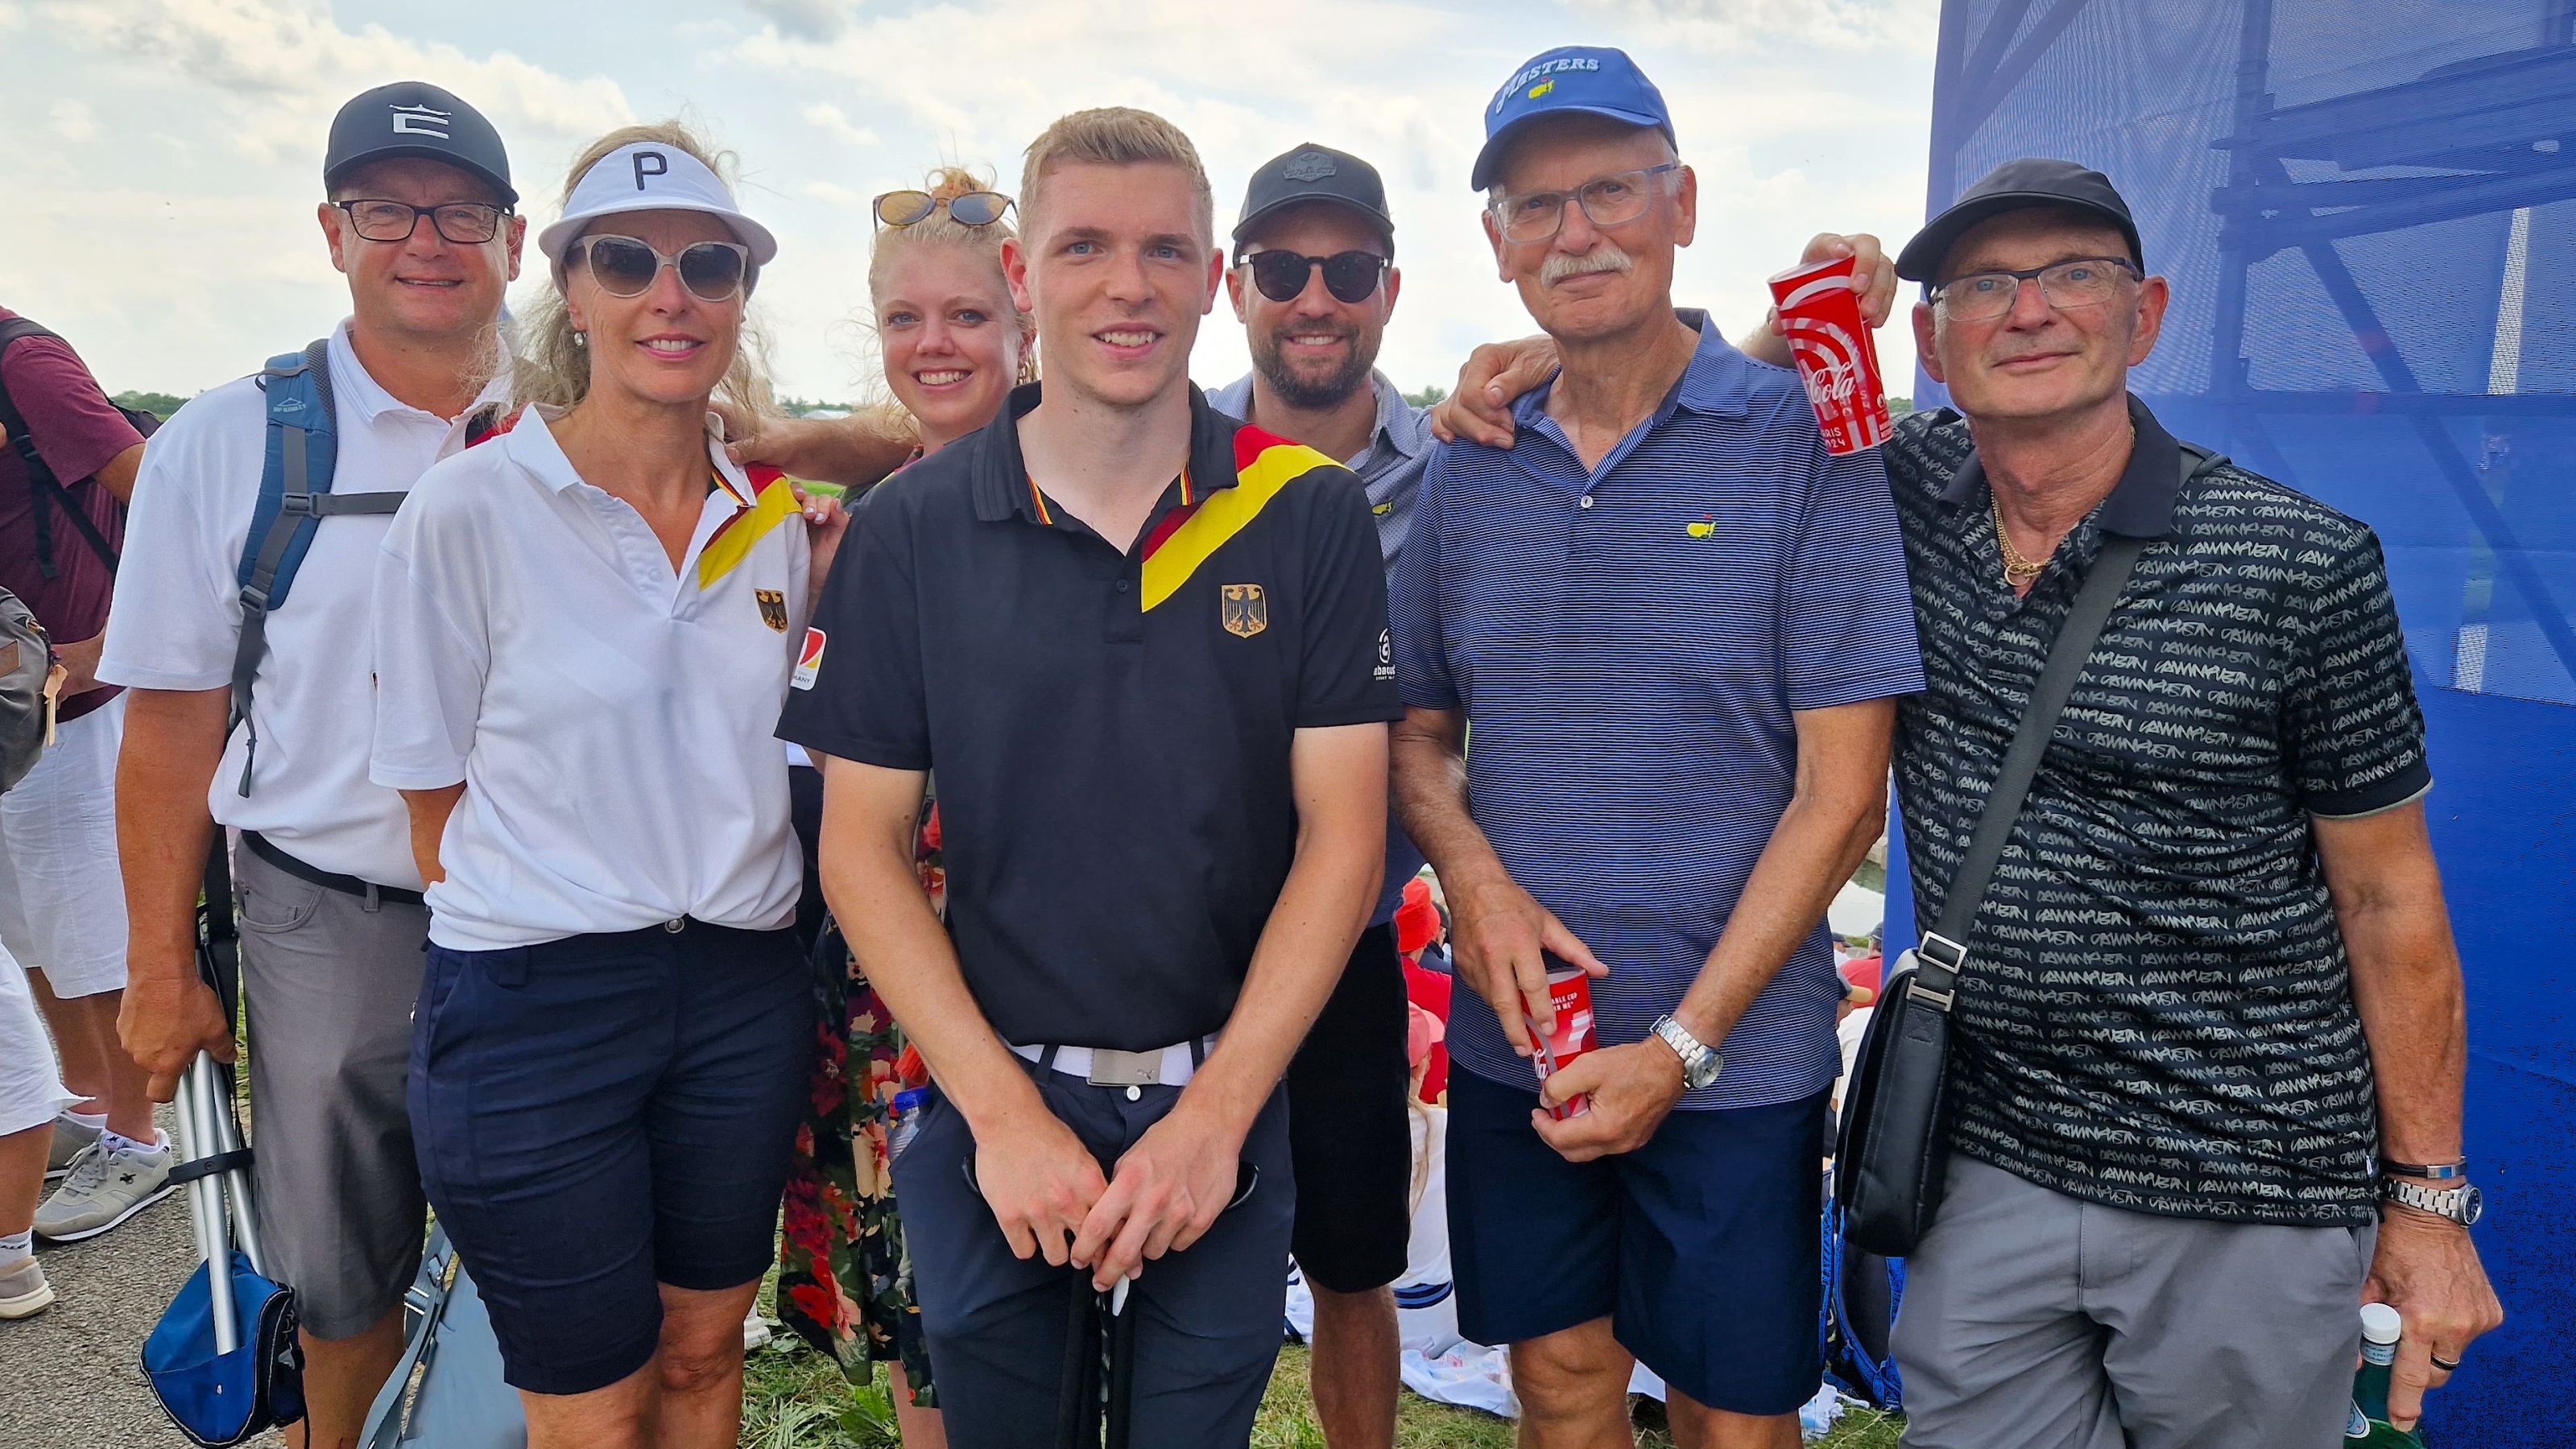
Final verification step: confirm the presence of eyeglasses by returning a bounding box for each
[1237,249,1389,305]
[335,199,511,246]
[1930,257,2140,321]
[577,235,752,303]
[1489,163,1679,244]
[874,190,1015,229]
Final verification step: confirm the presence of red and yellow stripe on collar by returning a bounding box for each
[698,464,802,590]
[1137,427,1335,611]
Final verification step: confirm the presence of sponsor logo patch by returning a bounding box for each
[792,627,826,690]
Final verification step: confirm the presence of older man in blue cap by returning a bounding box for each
[1388,47,1923,1449]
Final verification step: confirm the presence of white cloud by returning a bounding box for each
[801,180,862,207]
[740,0,863,42]
[800,102,880,151]
[1570,0,1941,54]
[48,98,97,143]
[39,0,635,172]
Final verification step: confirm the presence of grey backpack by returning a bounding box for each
[0,587,55,795]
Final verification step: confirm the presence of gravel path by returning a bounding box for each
[0,1110,282,1448]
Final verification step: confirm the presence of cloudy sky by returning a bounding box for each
[0,0,1936,406]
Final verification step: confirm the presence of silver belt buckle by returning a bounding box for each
[1085,1047,1163,1087]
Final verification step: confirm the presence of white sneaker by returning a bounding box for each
[0,1256,52,1319]
[45,1115,101,1180]
[742,1306,772,1352]
[34,1137,175,1242]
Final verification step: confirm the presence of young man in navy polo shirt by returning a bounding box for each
[780,108,1397,1449]
[1389,50,1922,1448]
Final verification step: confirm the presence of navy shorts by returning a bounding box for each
[1445,1067,1827,1416]
[409,921,816,1396]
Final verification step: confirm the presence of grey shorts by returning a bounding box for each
[235,841,432,1340]
[1893,1155,2375,1449]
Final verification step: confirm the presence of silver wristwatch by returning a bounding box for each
[2380,1176,2485,1228]
[1649,1015,1722,1091]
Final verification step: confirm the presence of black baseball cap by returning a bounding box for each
[1895,158,2140,283]
[324,81,515,207]
[1233,144,1393,260]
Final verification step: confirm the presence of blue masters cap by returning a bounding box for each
[1471,46,1675,192]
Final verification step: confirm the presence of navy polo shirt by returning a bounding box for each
[1389,310,1923,1111]
[780,383,1400,1051]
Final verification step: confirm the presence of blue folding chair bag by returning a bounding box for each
[143,1249,306,1447]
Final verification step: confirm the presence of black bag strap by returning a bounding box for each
[1908,443,2220,1008]
[0,318,123,578]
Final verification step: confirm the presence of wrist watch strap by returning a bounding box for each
[2380,1155,2467,1181]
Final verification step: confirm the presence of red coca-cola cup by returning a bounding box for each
[1522,965,1598,1121]
[1768,254,1893,455]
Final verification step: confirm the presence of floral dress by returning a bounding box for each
[776,798,943,1405]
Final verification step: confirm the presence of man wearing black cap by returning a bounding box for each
[1453,157,2504,1447]
[1872,156,2498,1449]
[101,80,525,1446]
[1207,142,1424,1449]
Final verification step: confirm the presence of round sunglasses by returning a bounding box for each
[873,190,1015,229]
[1238,248,1389,305]
[577,235,751,303]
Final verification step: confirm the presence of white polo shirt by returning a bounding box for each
[369,407,810,952]
[97,322,509,889]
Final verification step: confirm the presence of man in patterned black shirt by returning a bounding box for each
[1439,159,2501,1449]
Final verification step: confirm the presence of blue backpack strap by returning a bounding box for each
[225,340,407,797]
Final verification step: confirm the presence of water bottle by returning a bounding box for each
[2348,1302,2427,1445]
[887,1087,930,1164]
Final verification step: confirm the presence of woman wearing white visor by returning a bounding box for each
[368,123,844,1447]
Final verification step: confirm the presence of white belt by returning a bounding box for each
[1011,1037,1214,1089]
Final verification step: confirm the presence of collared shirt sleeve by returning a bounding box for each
[368,480,486,791]
[2288,525,2431,818]
[2,336,144,491]
[96,390,254,691]
[777,486,929,770]
[1782,436,1925,710]
[1296,469,1402,728]
[1387,444,1456,712]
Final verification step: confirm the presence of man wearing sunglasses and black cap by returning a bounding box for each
[1206,141,1422,1449]
[99,80,524,1447]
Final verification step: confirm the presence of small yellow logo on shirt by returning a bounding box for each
[1528,80,1556,100]
[755,589,789,632]
[1686,515,1717,539]
[1221,584,1269,638]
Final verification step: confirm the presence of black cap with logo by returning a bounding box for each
[324,81,516,207]
[1895,158,2141,283]
[1233,144,1394,260]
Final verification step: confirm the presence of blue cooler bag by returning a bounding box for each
[143,1247,306,1446]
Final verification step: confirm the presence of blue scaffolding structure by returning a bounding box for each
[1892,4,2575,1439]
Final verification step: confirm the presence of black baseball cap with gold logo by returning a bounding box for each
[324,80,515,207]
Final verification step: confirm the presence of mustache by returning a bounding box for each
[1539,244,1635,285]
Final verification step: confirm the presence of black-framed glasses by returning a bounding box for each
[1930,257,2140,321]
[577,235,752,303]
[1489,163,1679,244]
[1238,249,1389,304]
[335,199,511,246]
[874,190,1015,229]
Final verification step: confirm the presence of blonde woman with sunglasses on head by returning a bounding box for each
[366,122,848,1449]
[772,164,1032,1449]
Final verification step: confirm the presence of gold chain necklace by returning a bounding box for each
[1991,492,2049,588]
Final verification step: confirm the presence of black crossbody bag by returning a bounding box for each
[1834,444,2216,1257]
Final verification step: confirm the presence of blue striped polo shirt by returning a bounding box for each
[1389,310,1923,1110]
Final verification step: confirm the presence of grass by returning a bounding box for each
[739,1273,1904,1448]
